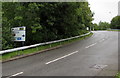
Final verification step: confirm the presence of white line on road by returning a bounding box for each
[6,72,23,78]
[11,72,23,76]
[45,51,79,65]
[85,43,97,48]
[99,39,105,42]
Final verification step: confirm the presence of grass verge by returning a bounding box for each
[1,32,93,61]
[107,29,120,32]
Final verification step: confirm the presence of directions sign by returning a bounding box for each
[11,26,26,41]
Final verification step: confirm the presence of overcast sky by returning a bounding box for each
[88,0,120,24]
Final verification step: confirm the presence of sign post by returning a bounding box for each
[11,26,26,55]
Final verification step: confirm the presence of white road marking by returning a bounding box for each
[91,64,108,69]
[99,39,105,42]
[6,72,23,78]
[11,72,23,76]
[85,38,105,48]
[85,43,97,48]
[45,51,79,65]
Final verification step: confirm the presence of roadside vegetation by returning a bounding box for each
[107,29,120,32]
[110,16,120,29]
[2,2,93,50]
[1,32,93,61]
[92,21,110,30]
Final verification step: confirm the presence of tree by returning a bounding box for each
[93,23,98,30]
[92,22,110,30]
[110,16,120,29]
[2,2,93,50]
[98,21,110,30]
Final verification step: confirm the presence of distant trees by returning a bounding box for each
[93,22,110,30]
[98,21,110,30]
[110,16,120,29]
[93,16,120,30]
[2,2,93,50]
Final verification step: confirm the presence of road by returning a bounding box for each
[2,31,118,77]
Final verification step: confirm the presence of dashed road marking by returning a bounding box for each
[45,51,79,65]
[11,72,23,76]
[85,43,97,48]
[6,72,23,78]
[99,39,105,42]
[85,38,106,48]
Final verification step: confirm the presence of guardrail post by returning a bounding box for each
[17,50,20,56]
[60,42,61,45]
[68,39,70,43]
[49,44,51,48]
[36,47,39,51]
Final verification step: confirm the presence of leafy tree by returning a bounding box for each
[110,16,120,29]
[93,22,110,30]
[98,21,110,30]
[93,23,98,30]
[2,2,93,50]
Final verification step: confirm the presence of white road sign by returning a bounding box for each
[11,26,26,41]
[86,27,89,30]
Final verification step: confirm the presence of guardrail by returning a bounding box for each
[0,32,91,54]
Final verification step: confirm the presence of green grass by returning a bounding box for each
[1,32,93,61]
[107,29,120,32]
[115,72,120,78]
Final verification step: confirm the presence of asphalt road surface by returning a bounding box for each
[2,31,118,77]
